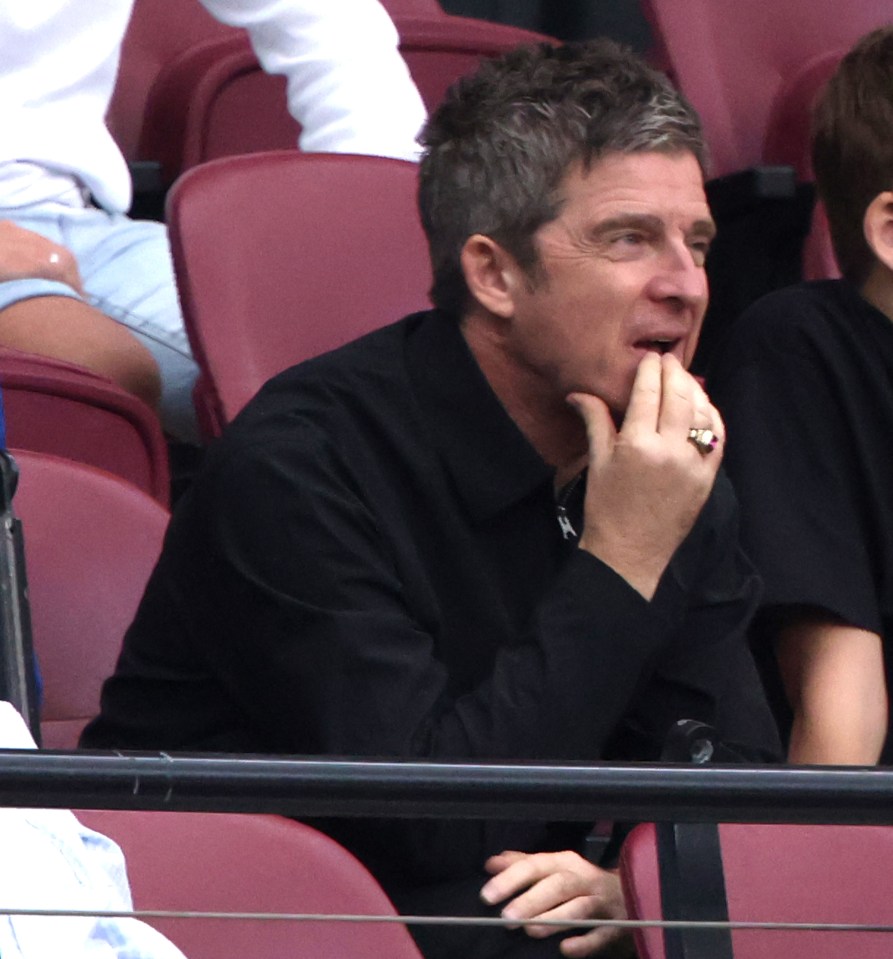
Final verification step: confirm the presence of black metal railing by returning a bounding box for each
[0,749,890,824]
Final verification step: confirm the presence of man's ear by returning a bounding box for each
[459,234,521,318]
[863,191,893,270]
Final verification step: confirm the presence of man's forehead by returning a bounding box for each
[553,150,711,220]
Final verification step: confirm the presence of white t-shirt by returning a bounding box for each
[0,0,426,212]
[0,702,188,959]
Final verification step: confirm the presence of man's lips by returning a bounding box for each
[633,336,684,355]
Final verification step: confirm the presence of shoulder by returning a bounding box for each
[191,312,439,515]
[219,313,428,455]
[731,280,862,355]
[709,280,877,398]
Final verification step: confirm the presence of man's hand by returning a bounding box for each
[569,352,724,600]
[480,849,634,957]
[0,221,84,294]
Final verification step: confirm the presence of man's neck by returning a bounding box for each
[460,310,588,478]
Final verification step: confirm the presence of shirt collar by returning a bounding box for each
[406,310,553,522]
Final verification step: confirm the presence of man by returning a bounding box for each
[83,41,778,957]
[0,0,425,440]
[710,26,893,766]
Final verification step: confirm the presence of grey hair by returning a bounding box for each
[418,40,707,315]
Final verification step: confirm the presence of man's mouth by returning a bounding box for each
[636,338,680,355]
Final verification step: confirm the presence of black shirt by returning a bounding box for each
[83,308,777,894]
[711,280,893,759]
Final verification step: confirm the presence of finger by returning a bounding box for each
[483,850,527,877]
[618,351,662,439]
[566,392,616,466]
[500,872,598,925]
[709,403,726,447]
[656,353,695,438]
[481,852,572,906]
[511,867,622,936]
[560,926,631,957]
[481,855,547,905]
[689,377,714,428]
[512,891,606,937]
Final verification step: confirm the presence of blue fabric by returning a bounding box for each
[0,206,199,441]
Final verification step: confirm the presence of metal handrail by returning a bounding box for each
[0,749,890,824]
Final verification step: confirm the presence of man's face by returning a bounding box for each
[500,150,714,415]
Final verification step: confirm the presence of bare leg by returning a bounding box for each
[0,295,161,410]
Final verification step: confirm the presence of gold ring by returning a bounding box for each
[687,427,718,454]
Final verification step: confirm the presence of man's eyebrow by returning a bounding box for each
[586,213,717,241]
[691,218,718,241]
[589,213,662,237]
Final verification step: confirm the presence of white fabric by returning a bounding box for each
[0,702,188,959]
[0,0,426,212]
[0,0,426,441]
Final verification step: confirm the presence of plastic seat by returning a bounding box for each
[10,450,170,749]
[620,821,893,959]
[107,0,236,161]
[640,0,892,178]
[763,50,845,281]
[122,4,551,184]
[167,150,431,435]
[108,0,447,161]
[73,809,424,959]
[0,349,169,505]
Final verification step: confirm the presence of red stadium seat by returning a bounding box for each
[620,821,893,959]
[12,451,169,748]
[107,0,233,161]
[167,151,431,435]
[0,348,169,504]
[763,50,844,281]
[640,0,891,178]
[74,809,424,959]
[112,0,552,183]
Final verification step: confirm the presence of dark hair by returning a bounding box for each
[417,39,707,315]
[812,27,893,286]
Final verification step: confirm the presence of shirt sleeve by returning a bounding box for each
[197,0,427,160]
[92,425,775,880]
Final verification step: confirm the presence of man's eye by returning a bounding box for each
[689,241,711,266]
[613,232,644,247]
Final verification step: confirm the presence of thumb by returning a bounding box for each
[567,392,616,463]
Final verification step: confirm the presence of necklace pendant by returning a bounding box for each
[556,506,577,540]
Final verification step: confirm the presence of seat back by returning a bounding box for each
[640,0,892,177]
[109,0,449,161]
[763,50,845,281]
[620,821,893,959]
[107,0,234,160]
[0,349,169,504]
[133,11,552,183]
[73,809,424,959]
[11,451,169,748]
[167,151,431,435]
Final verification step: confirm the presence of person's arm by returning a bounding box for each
[197,0,427,160]
[90,355,770,878]
[777,618,888,765]
[0,220,83,292]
